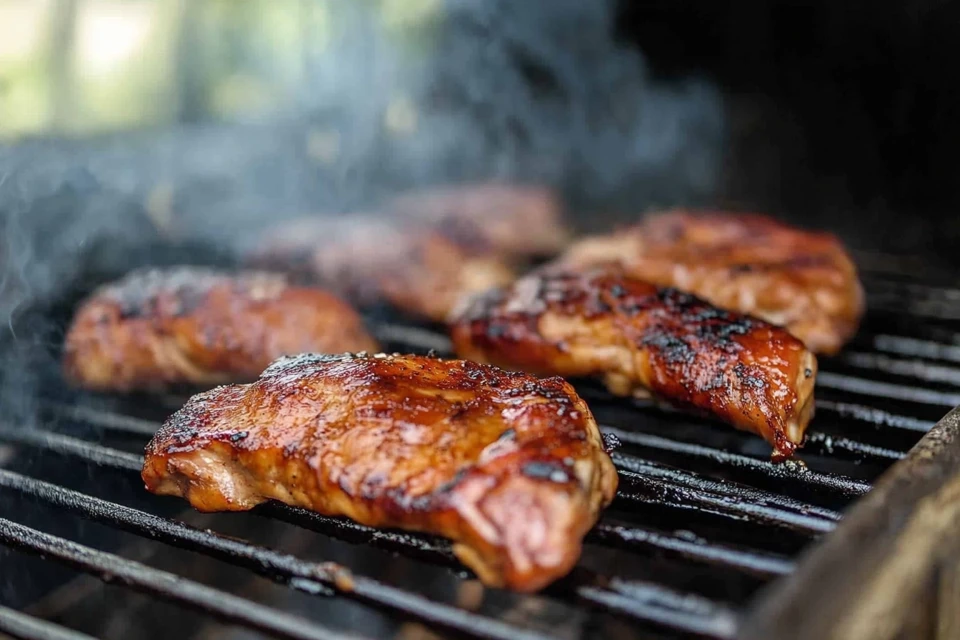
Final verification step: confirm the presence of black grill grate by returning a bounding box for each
[1,252,959,639]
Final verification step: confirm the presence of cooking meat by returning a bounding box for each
[550,211,864,354]
[450,270,817,459]
[248,215,515,322]
[63,268,378,391]
[142,352,618,591]
[389,183,570,259]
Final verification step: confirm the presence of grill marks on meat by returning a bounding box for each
[248,216,515,322]
[142,353,617,591]
[551,211,864,355]
[450,270,818,459]
[63,268,378,391]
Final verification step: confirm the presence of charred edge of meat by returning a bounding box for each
[99,267,288,320]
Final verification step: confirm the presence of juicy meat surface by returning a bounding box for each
[142,352,618,591]
[388,183,571,259]
[551,211,864,354]
[63,268,378,391]
[248,215,515,321]
[450,270,818,459]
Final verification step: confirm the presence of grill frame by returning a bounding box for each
[742,406,960,640]
[1,256,959,639]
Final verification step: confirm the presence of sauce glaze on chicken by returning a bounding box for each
[63,268,378,391]
[142,352,618,591]
[551,210,864,354]
[450,270,817,459]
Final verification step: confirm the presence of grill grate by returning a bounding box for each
[1,255,959,639]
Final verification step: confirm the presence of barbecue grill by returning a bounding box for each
[1,254,959,640]
[3,1,960,637]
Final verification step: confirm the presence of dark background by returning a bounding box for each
[617,0,960,257]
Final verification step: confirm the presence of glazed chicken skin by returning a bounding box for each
[142,352,618,591]
[450,270,818,459]
[63,268,378,391]
[551,211,864,355]
[248,215,514,322]
[388,183,570,259]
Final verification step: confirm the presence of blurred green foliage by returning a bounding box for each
[0,0,441,140]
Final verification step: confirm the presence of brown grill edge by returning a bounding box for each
[740,405,960,640]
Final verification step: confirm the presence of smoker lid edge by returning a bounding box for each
[740,403,960,640]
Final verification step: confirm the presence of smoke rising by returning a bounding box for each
[0,0,726,421]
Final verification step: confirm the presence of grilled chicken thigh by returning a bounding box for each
[388,183,570,259]
[63,268,378,391]
[551,211,864,354]
[248,215,514,321]
[142,352,618,591]
[450,270,817,459]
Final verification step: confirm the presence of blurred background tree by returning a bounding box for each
[0,0,441,140]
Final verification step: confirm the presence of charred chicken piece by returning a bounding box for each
[142,352,618,591]
[389,183,570,259]
[248,216,515,322]
[450,270,818,459]
[63,268,378,391]
[551,211,864,355]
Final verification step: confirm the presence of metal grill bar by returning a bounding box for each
[575,583,738,639]
[0,421,806,576]
[588,523,793,578]
[814,372,960,406]
[870,335,960,364]
[840,352,960,386]
[802,432,904,461]
[581,388,935,435]
[256,499,795,581]
[814,400,934,433]
[0,455,745,637]
[860,322,960,348]
[0,427,142,472]
[0,518,355,640]
[613,458,838,535]
[605,428,873,498]
[256,498,745,638]
[597,409,906,463]
[0,425,762,631]
[0,469,553,640]
[45,403,159,437]
[0,604,96,640]
[373,325,453,352]
[4,269,957,639]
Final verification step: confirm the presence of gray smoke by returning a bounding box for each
[0,0,726,407]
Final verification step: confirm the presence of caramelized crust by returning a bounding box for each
[388,183,570,258]
[450,270,817,459]
[63,268,378,391]
[552,211,864,354]
[248,216,514,322]
[142,353,618,591]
